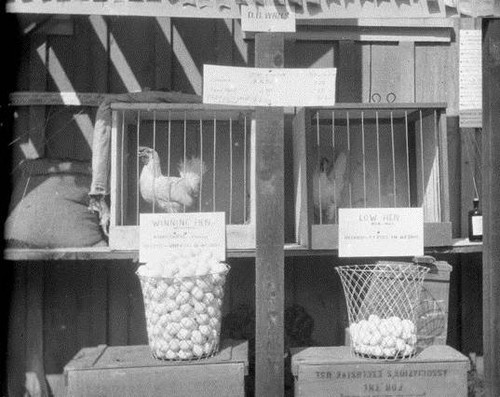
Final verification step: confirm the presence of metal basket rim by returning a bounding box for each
[335,263,430,274]
[136,263,231,281]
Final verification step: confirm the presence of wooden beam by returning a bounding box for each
[25,263,49,397]
[482,18,500,397]
[254,33,285,397]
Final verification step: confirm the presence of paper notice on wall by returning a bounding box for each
[241,4,296,32]
[338,208,424,258]
[139,212,226,263]
[203,65,336,107]
[459,29,482,128]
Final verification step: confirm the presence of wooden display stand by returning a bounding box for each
[64,339,248,397]
[291,345,468,397]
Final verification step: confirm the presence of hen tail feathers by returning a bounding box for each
[178,157,207,193]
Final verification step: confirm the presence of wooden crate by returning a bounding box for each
[293,103,452,250]
[291,345,468,397]
[109,103,256,251]
[64,339,248,397]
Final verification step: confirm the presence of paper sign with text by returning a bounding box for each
[203,65,336,107]
[459,29,482,128]
[241,4,296,32]
[139,212,226,263]
[338,208,423,257]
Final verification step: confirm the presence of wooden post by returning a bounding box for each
[482,18,500,397]
[254,33,285,397]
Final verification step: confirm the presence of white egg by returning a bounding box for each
[210,261,228,274]
[381,336,396,349]
[180,303,193,317]
[203,342,215,355]
[196,313,210,325]
[406,334,417,346]
[209,317,220,329]
[169,338,180,352]
[177,328,192,341]
[164,350,177,360]
[389,319,403,338]
[170,310,183,323]
[191,330,204,345]
[166,322,181,336]
[356,345,368,355]
[383,347,397,358]
[368,314,381,326]
[180,280,195,292]
[206,306,219,318]
[176,291,191,306]
[202,293,215,305]
[199,325,211,336]
[371,345,383,357]
[378,319,390,337]
[191,286,205,302]
[395,338,406,352]
[192,343,204,357]
[179,339,193,351]
[360,332,371,346]
[166,286,179,299]
[402,319,416,334]
[161,331,173,343]
[404,344,415,356]
[165,299,178,312]
[212,286,224,298]
[180,317,196,330]
[369,331,382,346]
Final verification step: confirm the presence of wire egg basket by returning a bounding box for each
[336,262,429,360]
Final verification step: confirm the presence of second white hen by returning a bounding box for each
[313,152,348,224]
[138,146,206,213]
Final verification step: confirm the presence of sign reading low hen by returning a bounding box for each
[138,146,206,213]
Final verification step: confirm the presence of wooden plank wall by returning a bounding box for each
[7,15,484,395]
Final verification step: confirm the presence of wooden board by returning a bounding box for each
[5,0,450,18]
[291,345,468,397]
[481,19,500,397]
[64,340,248,397]
[254,33,285,397]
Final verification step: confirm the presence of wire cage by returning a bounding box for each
[109,103,256,250]
[293,103,451,249]
[336,262,430,360]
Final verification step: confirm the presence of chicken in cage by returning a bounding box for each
[109,104,256,250]
[293,104,451,249]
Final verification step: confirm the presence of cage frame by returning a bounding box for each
[109,102,257,251]
[293,102,451,250]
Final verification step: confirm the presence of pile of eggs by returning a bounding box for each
[137,249,228,360]
[349,314,417,358]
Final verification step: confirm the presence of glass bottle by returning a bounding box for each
[468,197,483,242]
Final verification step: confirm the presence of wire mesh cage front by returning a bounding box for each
[109,104,256,249]
[336,262,429,360]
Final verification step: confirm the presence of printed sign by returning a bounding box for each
[139,212,226,263]
[203,64,336,107]
[338,208,424,257]
[459,29,482,128]
[241,4,296,32]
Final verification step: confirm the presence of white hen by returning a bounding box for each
[138,146,206,213]
[312,152,348,224]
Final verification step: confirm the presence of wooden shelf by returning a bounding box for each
[3,239,482,262]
